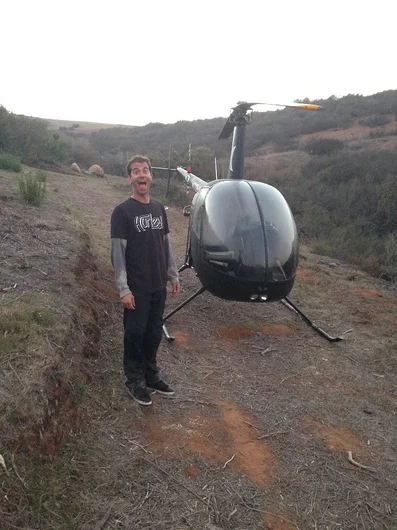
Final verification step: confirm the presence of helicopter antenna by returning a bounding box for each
[166,144,172,198]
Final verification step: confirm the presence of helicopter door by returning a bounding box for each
[190,186,209,269]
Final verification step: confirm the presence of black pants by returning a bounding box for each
[123,289,166,388]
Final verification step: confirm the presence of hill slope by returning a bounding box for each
[1,167,397,529]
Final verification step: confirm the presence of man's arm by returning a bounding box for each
[111,206,135,309]
[111,238,131,298]
[111,238,135,309]
[164,234,180,295]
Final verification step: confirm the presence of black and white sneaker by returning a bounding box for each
[126,384,152,406]
[147,380,175,396]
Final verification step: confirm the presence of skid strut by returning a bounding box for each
[281,297,343,342]
[162,286,206,342]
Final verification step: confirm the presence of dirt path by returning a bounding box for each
[3,171,397,529]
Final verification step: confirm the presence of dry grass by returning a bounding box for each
[1,167,397,529]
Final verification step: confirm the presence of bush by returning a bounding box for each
[18,172,46,206]
[310,238,330,256]
[303,138,344,156]
[359,115,390,127]
[0,152,22,172]
[35,170,47,183]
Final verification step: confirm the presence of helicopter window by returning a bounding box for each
[249,182,298,280]
[200,181,267,281]
[191,187,209,237]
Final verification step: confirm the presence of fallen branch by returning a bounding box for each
[175,398,217,407]
[138,455,208,507]
[347,451,376,473]
[8,362,24,388]
[1,292,25,306]
[244,420,260,430]
[11,454,28,489]
[95,506,112,530]
[0,454,9,476]
[258,430,289,440]
[222,454,236,469]
[1,283,17,292]
[260,347,277,355]
[279,372,302,385]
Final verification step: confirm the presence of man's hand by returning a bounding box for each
[121,293,135,310]
[169,282,181,296]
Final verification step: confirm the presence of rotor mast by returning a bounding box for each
[218,102,256,180]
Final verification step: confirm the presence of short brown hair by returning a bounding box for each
[126,155,152,176]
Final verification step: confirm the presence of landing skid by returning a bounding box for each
[281,297,343,342]
[162,287,342,343]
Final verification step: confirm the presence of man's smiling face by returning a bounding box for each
[128,161,153,199]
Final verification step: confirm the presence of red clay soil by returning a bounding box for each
[144,401,275,486]
[296,265,320,285]
[260,324,297,336]
[212,324,254,341]
[303,416,367,456]
[351,287,385,299]
[263,512,297,530]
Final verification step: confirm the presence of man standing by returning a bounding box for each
[111,155,180,405]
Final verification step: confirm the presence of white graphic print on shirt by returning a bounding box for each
[134,214,164,233]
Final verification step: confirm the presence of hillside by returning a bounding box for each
[1,167,397,529]
[41,91,397,172]
[47,118,137,134]
[38,93,397,284]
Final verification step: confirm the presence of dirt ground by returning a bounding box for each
[1,169,397,530]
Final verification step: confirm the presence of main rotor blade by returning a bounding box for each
[218,119,235,140]
[257,102,323,111]
[218,100,322,140]
[218,102,265,139]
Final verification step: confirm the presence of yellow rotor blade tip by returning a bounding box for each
[296,104,323,111]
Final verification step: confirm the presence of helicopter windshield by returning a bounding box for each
[249,181,298,281]
[200,181,266,281]
[199,180,298,282]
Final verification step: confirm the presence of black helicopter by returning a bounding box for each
[154,101,342,343]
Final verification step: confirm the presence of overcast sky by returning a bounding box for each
[1,0,395,126]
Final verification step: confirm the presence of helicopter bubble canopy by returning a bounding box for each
[190,180,298,302]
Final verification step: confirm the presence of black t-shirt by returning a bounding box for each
[111,198,169,293]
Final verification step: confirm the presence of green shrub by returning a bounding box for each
[35,170,47,183]
[359,115,390,127]
[303,138,344,156]
[18,172,46,206]
[0,152,22,172]
[151,177,187,207]
[310,238,330,256]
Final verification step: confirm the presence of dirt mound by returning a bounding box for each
[89,164,105,177]
[70,162,81,173]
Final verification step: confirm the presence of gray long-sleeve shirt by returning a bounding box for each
[111,233,179,298]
